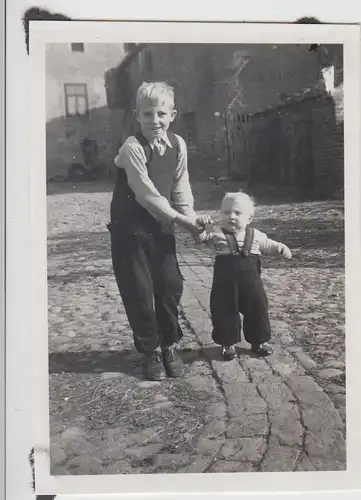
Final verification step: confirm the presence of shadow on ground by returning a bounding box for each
[49,348,207,378]
[48,203,345,274]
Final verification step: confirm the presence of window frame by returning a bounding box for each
[64,83,89,117]
[70,43,85,53]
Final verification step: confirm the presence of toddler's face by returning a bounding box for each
[136,99,177,142]
[220,199,252,232]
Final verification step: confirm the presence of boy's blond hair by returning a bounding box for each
[221,191,256,217]
[136,81,175,110]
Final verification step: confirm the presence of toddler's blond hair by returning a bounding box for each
[221,191,256,218]
[136,81,175,110]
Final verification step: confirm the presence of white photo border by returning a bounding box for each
[29,21,361,496]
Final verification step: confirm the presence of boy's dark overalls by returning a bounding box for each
[108,131,184,355]
[210,227,271,347]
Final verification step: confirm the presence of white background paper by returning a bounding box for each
[5,1,361,500]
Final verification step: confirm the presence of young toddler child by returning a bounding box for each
[197,191,292,360]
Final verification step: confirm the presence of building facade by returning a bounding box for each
[123,43,339,190]
[46,42,128,180]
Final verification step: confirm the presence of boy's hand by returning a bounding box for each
[280,244,292,259]
[174,214,204,235]
[196,215,213,228]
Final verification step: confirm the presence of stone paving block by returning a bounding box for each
[286,374,331,406]
[219,439,244,460]
[240,356,272,383]
[305,430,346,462]
[270,319,290,333]
[186,358,210,375]
[60,427,96,458]
[269,403,303,447]
[186,313,212,333]
[192,266,213,279]
[308,456,346,471]
[302,405,344,434]
[318,369,344,380]
[260,438,301,472]
[224,383,268,417]
[153,453,193,469]
[206,401,228,419]
[332,393,346,405]
[102,461,136,474]
[204,418,227,438]
[226,414,268,438]
[125,443,164,460]
[195,331,214,347]
[231,437,267,463]
[180,292,199,309]
[187,374,218,392]
[323,360,345,370]
[209,460,255,473]
[195,437,224,456]
[291,350,318,371]
[50,445,67,466]
[295,452,316,471]
[267,351,305,378]
[135,426,166,445]
[211,359,249,384]
[178,456,214,473]
[192,293,210,312]
[326,384,346,395]
[66,455,103,474]
[257,379,295,408]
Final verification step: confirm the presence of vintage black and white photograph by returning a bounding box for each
[28,21,361,496]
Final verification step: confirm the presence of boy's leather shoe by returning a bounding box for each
[221,345,237,361]
[162,345,185,378]
[143,348,166,381]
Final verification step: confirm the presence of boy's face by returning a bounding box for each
[136,99,177,142]
[220,199,252,232]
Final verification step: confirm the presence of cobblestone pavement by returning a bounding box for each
[47,187,345,475]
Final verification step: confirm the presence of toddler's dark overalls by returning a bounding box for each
[108,131,184,355]
[210,227,271,347]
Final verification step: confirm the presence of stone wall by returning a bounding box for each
[228,91,344,198]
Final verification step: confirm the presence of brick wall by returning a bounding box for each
[229,92,344,198]
[312,98,344,197]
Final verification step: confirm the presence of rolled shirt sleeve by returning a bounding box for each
[255,229,284,256]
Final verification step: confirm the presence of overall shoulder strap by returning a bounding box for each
[221,229,240,255]
[135,131,153,164]
[167,131,181,161]
[243,226,255,256]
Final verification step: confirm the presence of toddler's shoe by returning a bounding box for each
[143,348,166,381]
[162,344,185,378]
[251,343,273,357]
[221,345,237,361]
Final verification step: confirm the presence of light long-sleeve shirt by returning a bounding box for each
[198,227,287,257]
[114,132,196,224]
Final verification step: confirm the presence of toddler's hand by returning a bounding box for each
[280,244,292,259]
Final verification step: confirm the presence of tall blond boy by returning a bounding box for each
[108,82,202,380]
